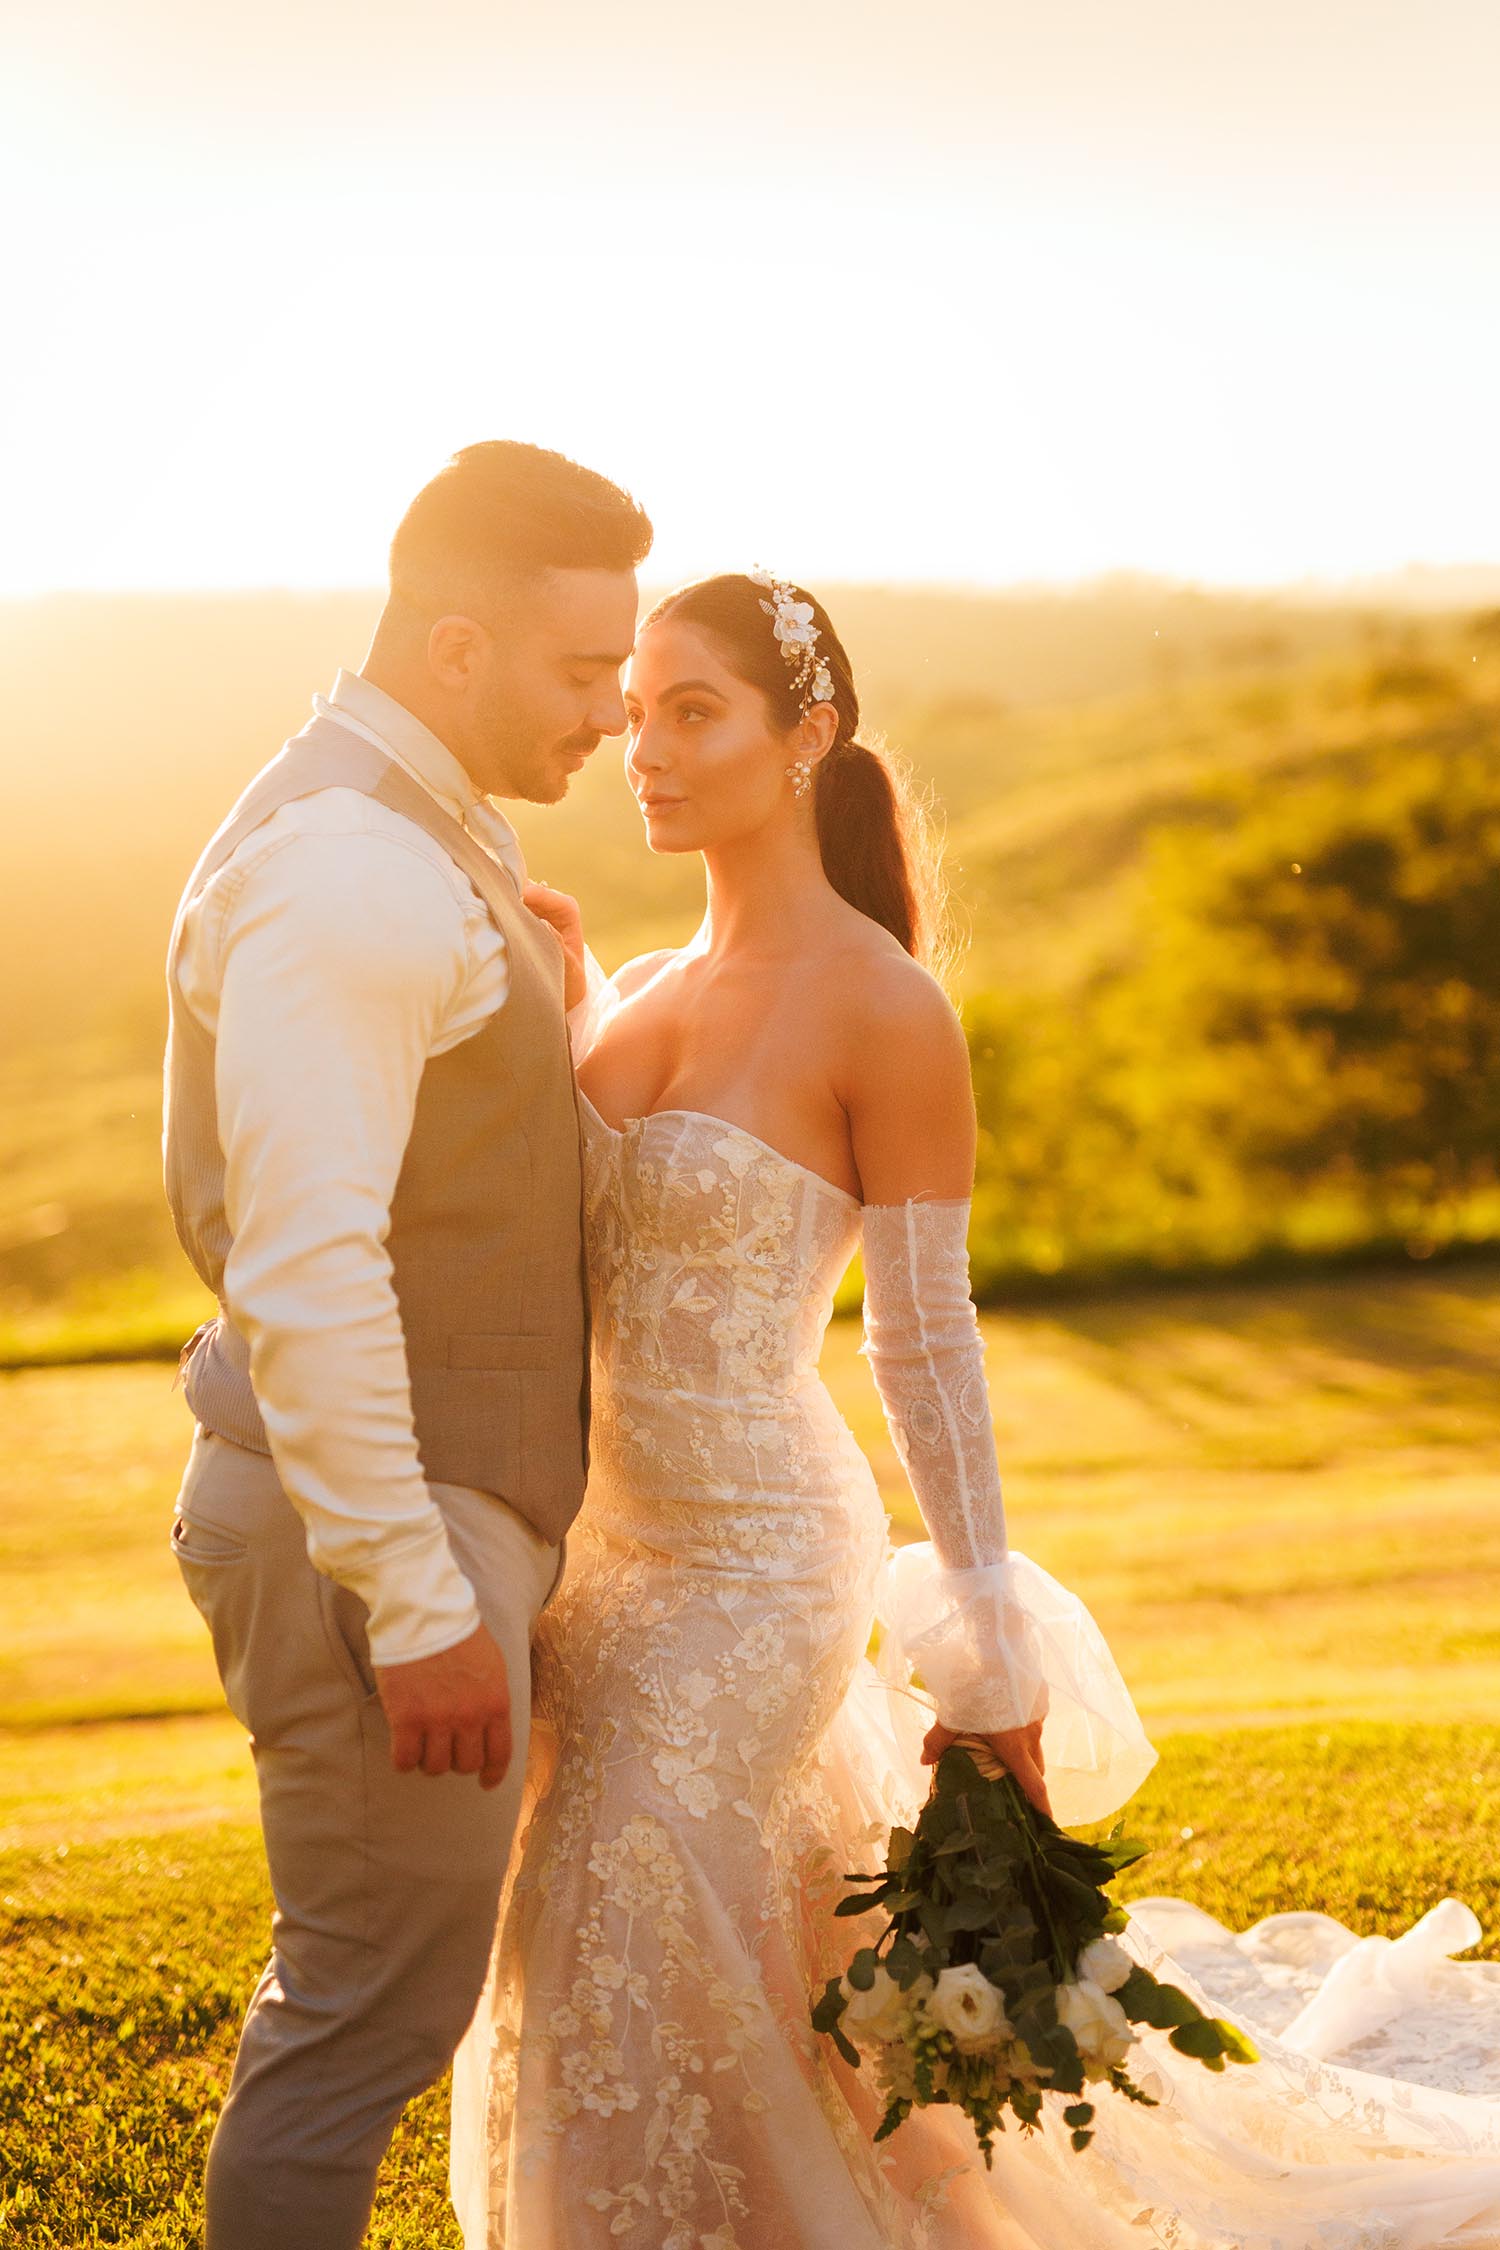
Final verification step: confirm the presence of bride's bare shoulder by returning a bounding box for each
[821,919,963,1075]
[827,931,974,1182]
[815,915,966,1080]
[828,921,961,1040]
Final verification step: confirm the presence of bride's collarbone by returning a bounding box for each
[581,960,867,1189]
[584,1013,807,1131]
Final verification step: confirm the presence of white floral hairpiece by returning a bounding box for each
[748,567,836,715]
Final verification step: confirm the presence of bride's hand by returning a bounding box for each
[524,880,587,1012]
[920,1717,1051,1818]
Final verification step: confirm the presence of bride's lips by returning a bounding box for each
[638,794,685,812]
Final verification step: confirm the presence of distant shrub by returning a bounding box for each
[1361,657,1457,706]
[967,740,1500,1290]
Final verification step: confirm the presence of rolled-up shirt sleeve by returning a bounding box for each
[212,824,484,1666]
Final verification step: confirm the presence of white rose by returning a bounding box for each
[1077,1937,1133,1994]
[840,1965,927,2046]
[924,1963,1014,2052]
[1056,1979,1136,2080]
[774,612,817,646]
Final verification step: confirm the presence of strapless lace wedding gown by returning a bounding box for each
[452,1101,1500,2250]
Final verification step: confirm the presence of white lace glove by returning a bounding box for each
[861,1200,1156,1823]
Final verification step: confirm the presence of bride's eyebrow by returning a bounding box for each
[659,679,726,702]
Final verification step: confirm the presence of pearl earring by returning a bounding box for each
[788,756,814,798]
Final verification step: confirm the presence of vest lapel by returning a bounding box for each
[175,709,568,1000]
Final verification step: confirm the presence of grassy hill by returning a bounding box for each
[0,585,1493,1357]
[0,579,1385,1042]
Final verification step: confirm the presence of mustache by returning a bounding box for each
[559,728,601,755]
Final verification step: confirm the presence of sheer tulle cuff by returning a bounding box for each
[877,1542,1158,1824]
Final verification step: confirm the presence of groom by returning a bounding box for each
[163,441,650,2248]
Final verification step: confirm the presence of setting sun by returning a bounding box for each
[4,0,1499,595]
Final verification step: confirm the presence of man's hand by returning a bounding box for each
[374,1622,513,1789]
[523,881,587,1013]
[920,1717,1051,1818]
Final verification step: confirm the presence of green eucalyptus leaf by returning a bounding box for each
[834,1890,889,1918]
[886,1825,915,1871]
[944,1896,1001,1932]
[917,1900,951,1948]
[885,1937,928,1987]
[1169,2019,1232,2061]
[1213,2019,1261,2066]
[844,1949,879,1992]
[810,1977,847,2033]
[1118,1971,1201,2030]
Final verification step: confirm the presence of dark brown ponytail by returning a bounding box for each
[641,574,947,967]
[811,737,921,955]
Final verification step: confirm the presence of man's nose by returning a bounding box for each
[592,677,629,737]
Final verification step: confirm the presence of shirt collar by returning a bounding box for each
[318,670,481,823]
[314,671,528,891]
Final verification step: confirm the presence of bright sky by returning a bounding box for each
[4,0,1498,593]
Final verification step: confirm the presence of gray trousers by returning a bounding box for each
[172,1427,562,2250]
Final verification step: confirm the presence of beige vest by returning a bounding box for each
[163,713,590,1542]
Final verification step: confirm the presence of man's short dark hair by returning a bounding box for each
[390,440,653,610]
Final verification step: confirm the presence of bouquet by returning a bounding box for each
[812,1739,1257,2163]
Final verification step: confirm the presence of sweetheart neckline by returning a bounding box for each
[576,1088,862,1212]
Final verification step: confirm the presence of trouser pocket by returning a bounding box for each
[172,1518,257,1729]
[171,1508,250,1567]
[317,1573,379,1702]
[170,1432,305,1736]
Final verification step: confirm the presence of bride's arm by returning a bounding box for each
[845,963,1156,1826]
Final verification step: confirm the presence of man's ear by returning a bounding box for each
[426,613,487,690]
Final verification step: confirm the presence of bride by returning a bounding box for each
[451,572,1500,2247]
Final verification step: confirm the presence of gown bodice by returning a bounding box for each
[582,1097,861,1393]
[580,1098,879,1559]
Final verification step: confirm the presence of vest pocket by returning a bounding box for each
[448,1334,557,1371]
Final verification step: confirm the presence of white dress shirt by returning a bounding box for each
[175,671,533,1667]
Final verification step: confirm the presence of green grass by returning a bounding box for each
[0,1714,254,1854]
[0,1822,458,2248]
[0,1365,223,1730]
[5,1255,1500,1736]
[4,1723,1497,2247]
[3,1265,1499,2241]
